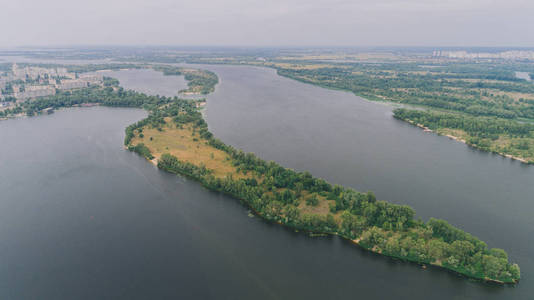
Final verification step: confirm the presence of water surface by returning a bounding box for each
[198,64,533,299]
[1,66,532,299]
[99,69,188,97]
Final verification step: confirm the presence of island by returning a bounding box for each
[125,67,520,284]
[1,64,521,284]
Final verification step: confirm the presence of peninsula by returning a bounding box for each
[124,67,520,284]
[3,64,521,284]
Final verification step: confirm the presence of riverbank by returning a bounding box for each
[2,63,520,284]
[125,98,520,284]
[403,119,529,164]
[209,62,534,167]
[394,109,534,165]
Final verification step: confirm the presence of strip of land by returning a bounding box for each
[123,68,520,284]
[1,63,521,284]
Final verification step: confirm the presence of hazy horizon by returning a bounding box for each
[2,0,533,48]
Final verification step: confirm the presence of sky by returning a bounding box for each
[1,0,533,47]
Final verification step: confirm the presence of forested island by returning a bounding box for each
[123,67,519,284]
[2,64,521,284]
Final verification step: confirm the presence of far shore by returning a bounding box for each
[406,120,530,164]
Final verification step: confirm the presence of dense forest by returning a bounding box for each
[275,63,534,120]
[264,59,534,163]
[125,96,520,284]
[393,109,534,163]
[1,63,521,283]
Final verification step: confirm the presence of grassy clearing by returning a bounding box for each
[130,117,343,219]
[131,118,246,178]
[297,191,333,216]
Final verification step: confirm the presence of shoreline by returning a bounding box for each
[147,150,516,285]
[260,65,534,166]
[126,112,519,285]
[404,119,531,165]
[2,64,520,284]
[119,64,520,284]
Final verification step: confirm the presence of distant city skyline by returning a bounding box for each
[1,0,533,47]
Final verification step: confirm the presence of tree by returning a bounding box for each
[360,227,385,248]
[428,239,448,262]
[367,191,377,203]
[280,189,295,205]
[447,256,459,268]
[295,182,304,197]
[326,214,337,230]
[450,240,475,265]
[306,193,319,206]
[385,237,401,255]
[284,205,300,222]
[482,255,506,279]
[509,263,520,280]
[490,248,508,260]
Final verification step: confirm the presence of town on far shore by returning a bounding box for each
[0,63,104,112]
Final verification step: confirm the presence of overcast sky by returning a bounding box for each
[1,0,533,47]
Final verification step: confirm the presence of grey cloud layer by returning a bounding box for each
[0,0,531,47]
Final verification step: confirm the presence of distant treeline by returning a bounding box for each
[393,108,534,161]
[394,108,534,138]
[276,64,534,120]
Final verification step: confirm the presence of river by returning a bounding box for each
[0,65,532,299]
